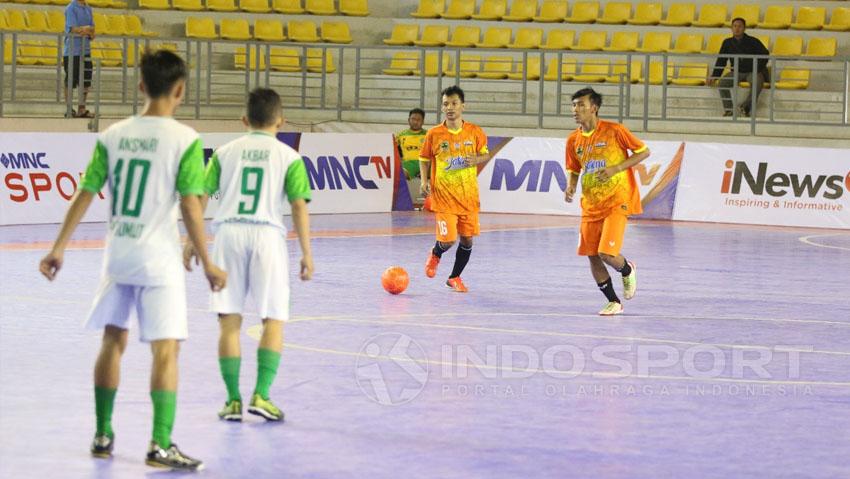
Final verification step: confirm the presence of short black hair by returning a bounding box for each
[731,17,746,27]
[140,49,187,99]
[246,87,282,128]
[441,85,465,103]
[408,108,425,118]
[571,88,602,110]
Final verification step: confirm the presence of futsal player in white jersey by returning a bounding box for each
[38,50,226,471]
[184,87,313,422]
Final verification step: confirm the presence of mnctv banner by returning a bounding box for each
[673,143,850,229]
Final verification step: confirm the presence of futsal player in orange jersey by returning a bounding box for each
[419,86,490,293]
[565,88,650,315]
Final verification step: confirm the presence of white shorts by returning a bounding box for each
[84,279,188,342]
[211,223,290,321]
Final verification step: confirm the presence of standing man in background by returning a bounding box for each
[63,0,95,118]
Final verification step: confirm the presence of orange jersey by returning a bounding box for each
[419,121,488,214]
[565,120,647,220]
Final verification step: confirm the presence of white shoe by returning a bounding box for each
[598,301,624,316]
[622,261,637,300]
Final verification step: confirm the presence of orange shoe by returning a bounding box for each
[445,277,468,293]
[425,253,440,278]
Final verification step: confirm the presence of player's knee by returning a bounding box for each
[459,237,473,248]
[151,339,179,362]
[102,326,128,354]
[439,240,455,250]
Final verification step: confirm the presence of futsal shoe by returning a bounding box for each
[145,442,204,471]
[425,253,440,278]
[248,393,284,422]
[622,261,637,300]
[598,301,623,316]
[445,277,468,293]
[218,399,243,421]
[90,433,114,458]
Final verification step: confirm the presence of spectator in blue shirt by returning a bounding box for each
[63,0,95,118]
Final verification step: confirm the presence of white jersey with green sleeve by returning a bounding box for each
[205,131,311,232]
[80,116,205,286]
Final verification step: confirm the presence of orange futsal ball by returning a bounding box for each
[381,266,409,295]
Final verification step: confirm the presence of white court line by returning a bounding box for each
[799,233,850,252]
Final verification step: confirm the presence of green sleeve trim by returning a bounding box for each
[204,153,221,195]
[176,138,205,196]
[285,158,311,203]
[80,140,109,193]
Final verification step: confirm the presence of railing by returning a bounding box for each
[2,31,848,135]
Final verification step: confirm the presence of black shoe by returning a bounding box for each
[90,434,114,458]
[145,441,204,471]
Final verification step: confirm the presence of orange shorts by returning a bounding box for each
[435,212,480,242]
[577,211,628,256]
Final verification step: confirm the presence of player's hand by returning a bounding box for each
[204,264,227,292]
[420,181,431,198]
[596,166,620,182]
[707,78,717,87]
[463,156,476,168]
[39,250,63,281]
[564,184,576,203]
[182,243,199,271]
[300,255,314,281]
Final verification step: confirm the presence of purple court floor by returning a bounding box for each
[1,213,849,478]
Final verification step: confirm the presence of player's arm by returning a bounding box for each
[418,132,433,197]
[285,158,313,281]
[39,189,95,280]
[565,171,580,203]
[564,136,580,203]
[597,127,651,182]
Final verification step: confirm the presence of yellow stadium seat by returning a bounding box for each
[597,2,631,24]
[173,0,204,10]
[725,4,759,28]
[503,0,538,22]
[541,29,573,49]
[4,37,12,64]
[441,0,473,19]
[241,0,270,12]
[234,46,266,70]
[340,0,368,16]
[774,69,809,90]
[565,1,599,23]
[692,4,726,28]
[0,13,8,31]
[803,37,836,58]
[321,21,352,43]
[573,59,608,82]
[574,30,606,51]
[446,53,480,78]
[92,13,109,34]
[305,0,335,14]
[507,55,542,80]
[383,24,418,45]
[791,7,825,30]
[220,18,250,40]
[533,0,567,23]
[444,25,480,47]
[25,10,49,32]
[6,10,26,30]
[270,47,300,72]
[824,7,850,32]
[601,31,638,51]
[306,48,335,73]
[410,0,443,18]
[773,36,802,56]
[639,60,673,84]
[475,26,512,48]
[659,3,694,26]
[508,27,542,49]
[272,0,303,13]
[255,19,285,41]
[668,33,702,54]
[139,0,169,9]
[92,40,123,67]
[670,63,707,86]
[186,17,217,39]
[288,20,319,42]
[383,51,418,75]
[751,34,769,49]
[607,60,641,83]
[635,31,671,52]
[125,15,158,37]
[758,5,792,29]
[106,14,130,35]
[476,55,512,79]
[544,56,576,80]
[207,0,238,11]
[413,52,451,76]
[17,40,41,65]
[702,33,724,53]
[627,2,661,25]
[46,10,64,33]
[412,24,448,46]
[40,39,58,65]
[471,0,506,21]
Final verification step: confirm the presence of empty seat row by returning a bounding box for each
[186,17,351,42]
[2,38,178,66]
[234,46,335,71]
[1,0,126,7]
[140,0,367,15]
[384,25,838,58]
[1,9,156,36]
[411,0,850,32]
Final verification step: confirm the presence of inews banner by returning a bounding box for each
[673,143,850,229]
[478,137,684,219]
[0,132,404,225]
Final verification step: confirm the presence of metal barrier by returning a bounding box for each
[2,31,848,134]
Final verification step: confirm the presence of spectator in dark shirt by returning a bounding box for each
[708,18,769,117]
